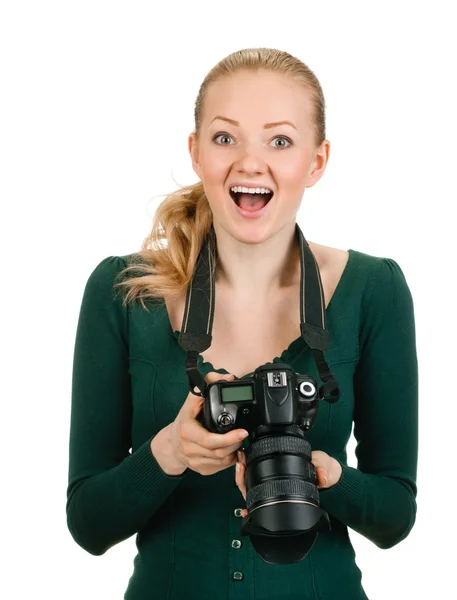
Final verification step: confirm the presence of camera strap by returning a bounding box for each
[177,223,340,402]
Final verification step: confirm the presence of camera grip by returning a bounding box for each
[196,401,212,431]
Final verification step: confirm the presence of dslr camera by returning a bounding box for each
[200,361,335,564]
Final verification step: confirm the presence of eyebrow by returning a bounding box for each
[210,116,297,131]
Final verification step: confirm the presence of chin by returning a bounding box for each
[219,219,277,245]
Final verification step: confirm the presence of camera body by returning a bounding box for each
[201,362,321,436]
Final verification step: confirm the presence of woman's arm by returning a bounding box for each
[318,257,418,549]
[66,256,187,556]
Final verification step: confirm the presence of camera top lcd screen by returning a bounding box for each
[221,384,254,403]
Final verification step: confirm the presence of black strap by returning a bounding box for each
[177,223,340,401]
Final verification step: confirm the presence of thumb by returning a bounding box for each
[204,371,235,385]
[185,393,204,419]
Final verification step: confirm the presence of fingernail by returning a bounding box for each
[236,462,240,472]
[238,431,249,440]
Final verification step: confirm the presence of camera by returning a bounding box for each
[200,361,334,564]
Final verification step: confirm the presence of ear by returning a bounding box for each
[305,139,330,189]
[188,133,202,179]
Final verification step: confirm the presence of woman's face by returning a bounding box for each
[188,69,330,244]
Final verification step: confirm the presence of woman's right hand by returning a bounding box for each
[162,371,249,476]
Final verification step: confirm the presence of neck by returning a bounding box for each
[212,221,301,300]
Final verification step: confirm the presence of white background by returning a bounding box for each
[1,1,456,598]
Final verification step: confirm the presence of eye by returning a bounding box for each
[270,136,292,149]
[213,133,234,145]
[212,133,292,149]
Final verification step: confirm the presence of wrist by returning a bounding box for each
[150,425,187,476]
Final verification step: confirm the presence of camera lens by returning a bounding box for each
[241,425,330,564]
[244,429,318,513]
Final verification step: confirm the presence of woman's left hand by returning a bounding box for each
[235,449,342,518]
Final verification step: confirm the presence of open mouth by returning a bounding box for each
[229,189,274,209]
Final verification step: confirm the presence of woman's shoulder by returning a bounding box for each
[89,252,149,279]
[312,241,407,280]
[80,253,146,308]
[308,241,380,294]
[310,242,413,310]
[310,241,390,270]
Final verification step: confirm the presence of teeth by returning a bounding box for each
[230,186,272,195]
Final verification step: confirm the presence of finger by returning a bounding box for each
[180,411,248,450]
[197,426,249,450]
[316,466,328,488]
[179,419,246,451]
[311,451,330,487]
[208,441,245,458]
[188,455,238,471]
[204,371,235,384]
[235,460,247,501]
[181,392,205,420]
[311,450,325,463]
[184,439,242,460]
[225,441,247,455]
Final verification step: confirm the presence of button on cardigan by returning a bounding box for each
[66,248,418,599]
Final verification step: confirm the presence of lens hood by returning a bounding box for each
[240,502,331,564]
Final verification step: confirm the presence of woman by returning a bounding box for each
[67,48,418,599]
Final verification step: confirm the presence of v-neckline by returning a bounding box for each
[166,249,356,381]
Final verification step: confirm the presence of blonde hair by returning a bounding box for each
[114,47,327,311]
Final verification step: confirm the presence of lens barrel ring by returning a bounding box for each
[245,435,312,464]
[246,478,319,510]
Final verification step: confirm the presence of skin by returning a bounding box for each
[187,68,342,507]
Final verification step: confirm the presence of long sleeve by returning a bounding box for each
[318,257,418,549]
[66,256,188,556]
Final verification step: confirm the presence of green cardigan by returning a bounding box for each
[66,248,418,600]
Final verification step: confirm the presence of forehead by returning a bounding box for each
[202,70,312,130]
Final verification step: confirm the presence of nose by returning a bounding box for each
[233,142,269,174]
